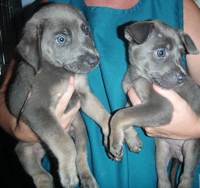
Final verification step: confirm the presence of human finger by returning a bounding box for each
[55,76,76,116]
[59,101,81,129]
[127,88,142,105]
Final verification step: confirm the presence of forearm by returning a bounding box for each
[0,95,16,136]
[191,118,200,138]
[0,59,38,142]
[0,59,16,135]
[144,85,200,139]
[184,0,200,85]
[0,91,38,142]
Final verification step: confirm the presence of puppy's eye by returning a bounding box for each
[154,48,168,59]
[81,23,90,35]
[55,32,71,47]
[55,34,66,46]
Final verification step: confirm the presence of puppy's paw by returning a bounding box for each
[62,175,79,188]
[126,135,143,153]
[80,174,99,188]
[33,173,54,188]
[178,178,193,188]
[60,169,79,188]
[109,141,124,161]
[108,129,124,161]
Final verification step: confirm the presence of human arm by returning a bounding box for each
[184,0,200,85]
[128,85,200,139]
[0,59,80,142]
[128,0,200,139]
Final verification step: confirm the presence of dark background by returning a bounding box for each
[0,129,35,188]
[0,1,41,187]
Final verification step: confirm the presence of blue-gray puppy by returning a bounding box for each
[8,4,110,188]
[109,20,200,188]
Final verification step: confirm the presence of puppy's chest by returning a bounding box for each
[32,69,80,109]
[49,79,80,111]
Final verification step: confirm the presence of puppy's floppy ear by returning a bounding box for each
[179,32,199,55]
[124,22,154,44]
[17,20,43,72]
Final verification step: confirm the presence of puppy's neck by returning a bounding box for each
[130,64,152,83]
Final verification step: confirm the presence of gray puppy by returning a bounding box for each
[8,4,110,188]
[109,20,200,188]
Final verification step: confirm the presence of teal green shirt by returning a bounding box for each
[47,1,200,187]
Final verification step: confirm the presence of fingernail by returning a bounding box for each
[77,101,81,108]
[153,84,161,91]
[145,127,151,131]
[146,133,152,137]
[69,76,74,85]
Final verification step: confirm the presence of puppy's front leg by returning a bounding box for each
[80,90,110,146]
[69,112,99,188]
[76,75,110,146]
[109,78,173,160]
[22,107,78,188]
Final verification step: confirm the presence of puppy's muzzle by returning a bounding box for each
[83,54,99,69]
[64,53,99,74]
[152,70,186,89]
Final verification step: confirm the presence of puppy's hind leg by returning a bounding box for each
[15,142,53,188]
[178,140,200,188]
[156,140,172,188]
[23,108,78,188]
[69,112,98,188]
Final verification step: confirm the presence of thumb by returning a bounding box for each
[153,84,182,103]
[128,88,142,105]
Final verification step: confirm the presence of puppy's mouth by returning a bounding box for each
[151,71,186,89]
[63,54,99,74]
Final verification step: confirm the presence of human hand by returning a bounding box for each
[0,60,80,142]
[0,59,37,142]
[128,85,200,139]
[54,76,80,130]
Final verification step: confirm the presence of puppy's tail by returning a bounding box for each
[170,158,181,188]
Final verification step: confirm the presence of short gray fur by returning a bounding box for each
[109,20,200,188]
[8,4,110,188]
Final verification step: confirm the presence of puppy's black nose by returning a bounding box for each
[87,55,99,67]
[176,72,185,84]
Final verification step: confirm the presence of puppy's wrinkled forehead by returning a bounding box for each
[150,22,182,50]
[31,4,86,26]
